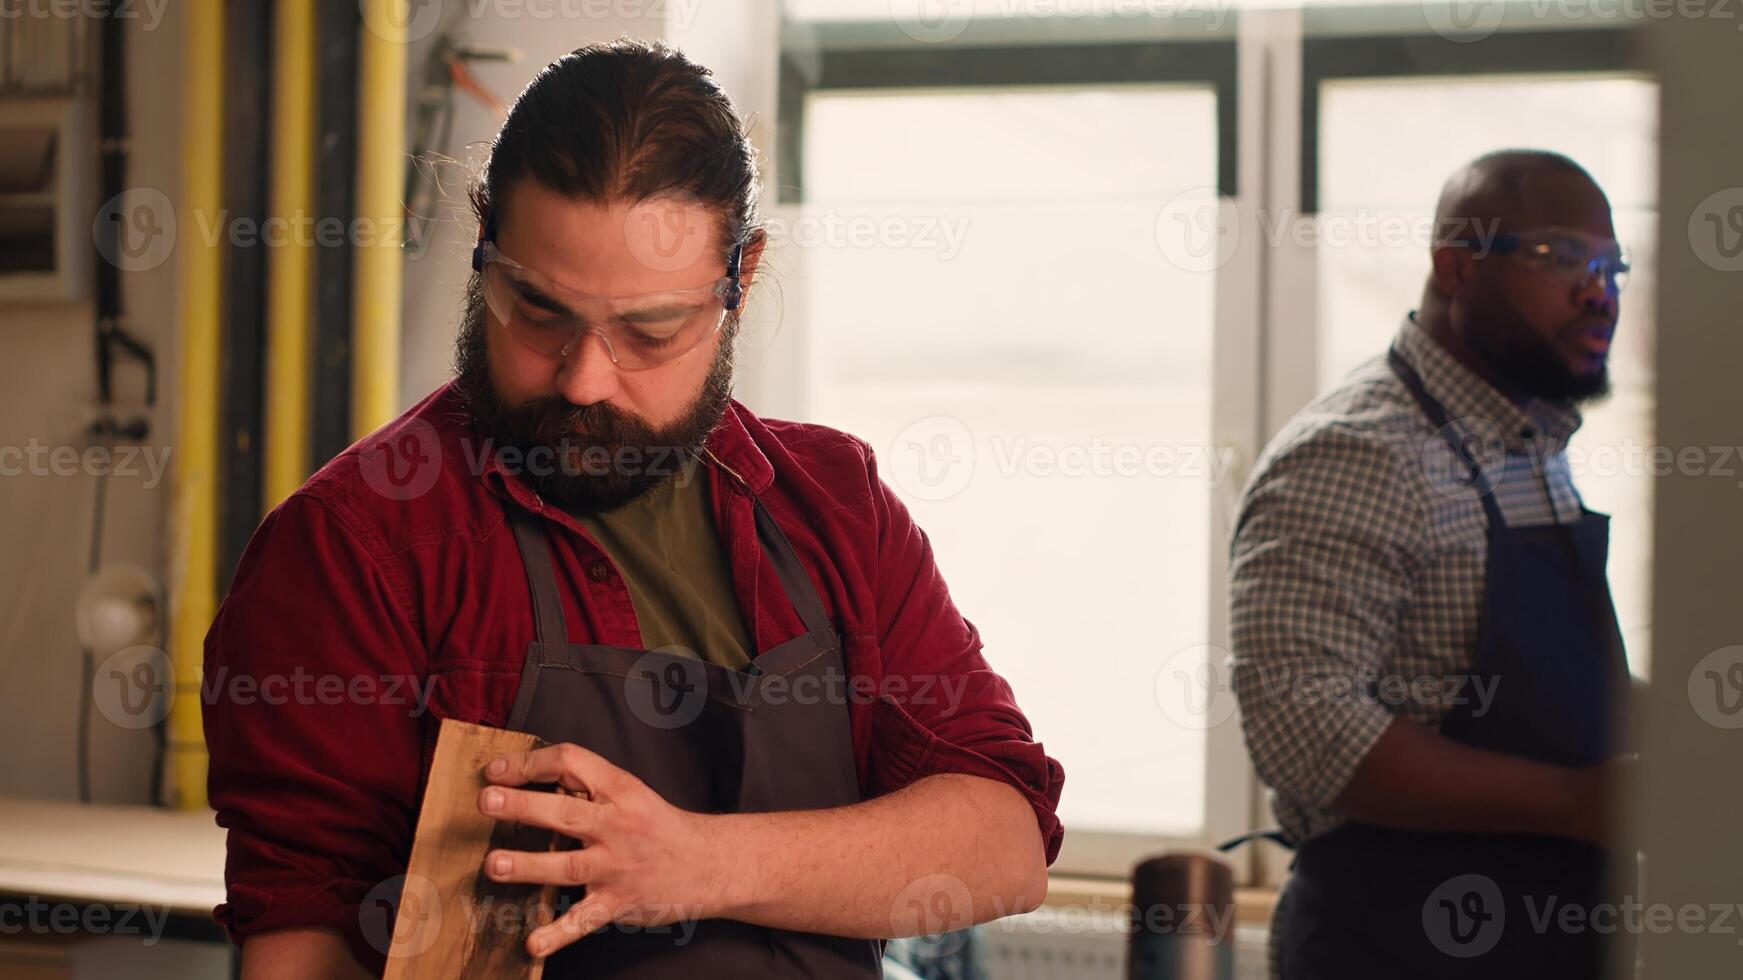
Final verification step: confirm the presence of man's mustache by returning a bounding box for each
[508,398,654,446]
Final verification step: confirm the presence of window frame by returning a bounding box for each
[1298,26,1644,214]
[777,37,1241,204]
[776,27,1252,881]
[761,7,1658,889]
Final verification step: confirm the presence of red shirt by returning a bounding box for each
[203,383,1064,967]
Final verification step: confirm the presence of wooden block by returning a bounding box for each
[384,719,572,980]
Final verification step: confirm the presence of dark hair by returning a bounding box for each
[470,38,763,264]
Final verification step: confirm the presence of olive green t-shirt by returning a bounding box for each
[572,471,755,670]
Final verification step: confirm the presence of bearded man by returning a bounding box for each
[203,39,1062,980]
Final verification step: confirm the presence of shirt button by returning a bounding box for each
[586,561,611,581]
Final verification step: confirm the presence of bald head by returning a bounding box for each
[1433,149,1613,245]
[1416,149,1621,406]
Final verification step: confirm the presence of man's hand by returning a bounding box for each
[475,745,1047,956]
[1335,715,1634,848]
[476,742,728,959]
[1563,753,1637,847]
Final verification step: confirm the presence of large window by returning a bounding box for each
[767,10,1659,882]
[779,34,1243,875]
[805,84,1221,839]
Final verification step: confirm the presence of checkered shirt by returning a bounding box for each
[1229,313,1588,844]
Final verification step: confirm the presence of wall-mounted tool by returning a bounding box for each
[404,32,517,256]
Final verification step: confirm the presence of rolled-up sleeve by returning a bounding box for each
[857,444,1065,865]
[1229,424,1424,816]
[202,491,426,970]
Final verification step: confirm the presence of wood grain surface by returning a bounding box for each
[384,718,573,980]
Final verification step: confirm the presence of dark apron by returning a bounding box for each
[1272,347,1635,980]
[501,492,883,978]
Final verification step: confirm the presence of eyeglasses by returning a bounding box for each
[471,238,745,370]
[1447,227,1631,293]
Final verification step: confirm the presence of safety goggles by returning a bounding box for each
[471,237,744,370]
[1449,227,1631,293]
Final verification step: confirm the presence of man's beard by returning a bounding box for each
[453,276,737,514]
[1466,294,1612,406]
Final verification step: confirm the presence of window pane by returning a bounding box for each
[1317,75,1659,675]
[802,86,1220,836]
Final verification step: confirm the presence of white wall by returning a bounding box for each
[397,4,669,408]
[667,2,804,420]
[0,6,182,804]
[0,0,700,804]
[394,2,806,422]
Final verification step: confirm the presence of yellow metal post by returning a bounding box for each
[167,0,225,810]
[263,0,317,508]
[351,0,408,438]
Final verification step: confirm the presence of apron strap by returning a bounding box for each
[1217,829,1294,852]
[751,497,838,649]
[505,504,569,646]
[1387,345,1508,530]
[499,490,835,655]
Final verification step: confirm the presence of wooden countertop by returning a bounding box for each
[0,797,226,917]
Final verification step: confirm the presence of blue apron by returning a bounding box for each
[1269,347,1635,979]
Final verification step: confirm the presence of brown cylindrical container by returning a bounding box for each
[1127,851,1237,980]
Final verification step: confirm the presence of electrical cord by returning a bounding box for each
[76,424,113,805]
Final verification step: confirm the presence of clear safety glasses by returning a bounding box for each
[1450,227,1632,293]
[472,239,744,370]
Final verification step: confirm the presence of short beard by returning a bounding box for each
[452,276,737,514]
[1465,294,1612,407]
